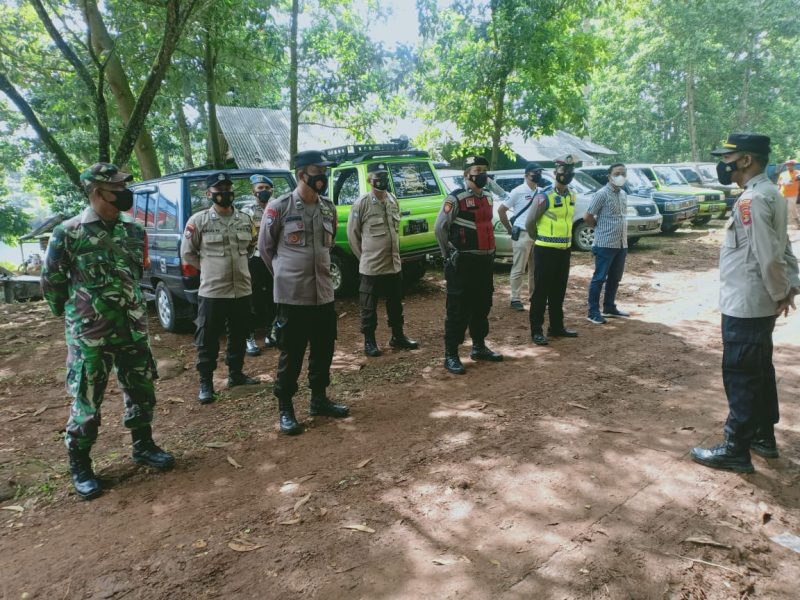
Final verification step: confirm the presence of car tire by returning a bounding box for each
[155,282,179,332]
[662,224,681,234]
[402,260,427,289]
[628,237,640,247]
[572,220,594,252]
[691,216,712,226]
[330,252,358,298]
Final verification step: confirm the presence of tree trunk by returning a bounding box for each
[490,77,507,170]
[81,0,160,177]
[204,29,223,168]
[0,72,83,192]
[686,64,698,162]
[289,0,299,169]
[175,101,195,169]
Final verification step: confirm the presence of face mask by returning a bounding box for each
[256,190,272,203]
[610,175,627,187]
[716,160,737,186]
[469,172,489,188]
[528,172,542,184]
[556,172,574,185]
[372,176,389,191]
[211,191,235,207]
[108,189,133,212]
[305,173,329,195]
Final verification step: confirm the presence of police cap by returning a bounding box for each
[294,150,336,169]
[205,172,233,188]
[80,162,132,187]
[367,162,389,173]
[711,133,771,156]
[249,174,274,186]
[464,156,489,169]
[554,154,576,167]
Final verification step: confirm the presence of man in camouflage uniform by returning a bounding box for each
[41,162,174,501]
[241,174,277,356]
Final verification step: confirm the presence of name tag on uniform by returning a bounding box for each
[553,196,563,207]
[466,198,476,208]
[285,215,303,224]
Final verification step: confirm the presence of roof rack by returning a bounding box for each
[324,142,429,163]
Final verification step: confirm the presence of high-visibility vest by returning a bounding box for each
[448,189,496,251]
[534,187,575,249]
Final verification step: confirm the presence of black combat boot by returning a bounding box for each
[751,428,779,459]
[690,437,754,473]
[444,347,466,374]
[309,390,350,418]
[364,332,382,357]
[278,397,303,436]
[532,332,548,345]
[68,446,102,500]
[389,327,419,350]
[131,426,175,470]
[547,327,578,338]
[228,371,260,387]
[470,341,503,361]
[198,374,215,404]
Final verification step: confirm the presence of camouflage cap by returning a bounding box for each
[80,162,133,187]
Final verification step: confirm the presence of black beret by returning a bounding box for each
[711,133,771,156]
[295,150,336,169]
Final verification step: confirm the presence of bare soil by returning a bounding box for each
[1,222,799,600]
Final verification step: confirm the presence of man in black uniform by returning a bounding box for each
[435,155,503,374]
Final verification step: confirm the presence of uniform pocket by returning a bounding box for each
[391,214,401,233]
[284,221,306,246]
[203,233,225,257]
[74,253,114,288]
[723,221,738,248]
[368,223,387,237]
[322,219,335,247]
[236,231,252,255]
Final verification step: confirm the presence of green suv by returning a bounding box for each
[634,164,726,225]
[325,143,446,295]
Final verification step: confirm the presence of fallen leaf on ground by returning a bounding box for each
[32,406,48,416]
[192,539,208,550]
[278,517,302,525]
[294,494,311,512]
[167,397,185,403]
[295,473,316,483]
[567,402,589,410]
[333,564,362,573]
[319,507,328,517]
[684,536,731,549]
[0,505,23,512]
[342,523,375,533]
[356,457,373,469]
[680,425,695,431]
[228,538,266,552]
[601,428,633,435]
[432,557,458,566]
[227,456,243,469]
[490,559,501,566]
[204,441,231,448]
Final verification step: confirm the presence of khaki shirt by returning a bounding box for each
[241,198,267,257]
[180,206,256,299]
[258,190,337,306]
[719,173,800,318]
[347,191,402,276]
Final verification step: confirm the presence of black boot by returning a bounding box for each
[309,391,350,418]
[547,327,578,338]
[690,437,754,473]
[470,341,503,361]
[68,447,102,500]
[198,374,215,404]
[131,426,175,470]
[364,332,382,357]
[228,371,260,387]
[277,397,303,435]
[444,347,465,374]
[751,428,779,459]
[390,328,419,350]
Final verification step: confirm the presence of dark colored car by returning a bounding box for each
[127,168,296,331]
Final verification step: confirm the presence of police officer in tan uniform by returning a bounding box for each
[241,174,277,356]
[181,173,260,404]
[691,134,800,473]
[259,151,349,435]
[347,162,419,357]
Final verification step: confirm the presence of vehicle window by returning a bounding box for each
[156,180,180,231]
[493,177,524,192]
[133,191,149,226]
[679,168,702,185]
[440,175,463,193]
[582,169,609,186]
[333,168,360,206]
[627,169,654,190]
[189,175,294,215]
[698,165,717,181]
[389,162,441,199]
[654,166,687,186]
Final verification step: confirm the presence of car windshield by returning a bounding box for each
[654,166,689,186]
[698,164,717,180]
[627,168,654,190]
[678,168,702,184]
[573,172,601,193]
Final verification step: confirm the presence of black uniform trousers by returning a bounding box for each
[359,272,404,335]
[529,245,571,334]
[194,295,251,375]
[273,302,337,400]
[248,255,275,335]
[721,314,779,443]
[444,253,494,349]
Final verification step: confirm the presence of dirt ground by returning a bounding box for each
[1,222,799,600]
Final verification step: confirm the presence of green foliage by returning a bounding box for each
[0,201,30,244]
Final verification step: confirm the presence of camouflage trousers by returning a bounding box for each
[64,339,158,450]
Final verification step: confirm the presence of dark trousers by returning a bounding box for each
[721,314,779,443]
[530,245,571,334]
[588,247,627,316]
[444,253,494,349]
[194,295,251,375]
[273,302,337,400]
[359,272,404,335]
[248,255,275,335]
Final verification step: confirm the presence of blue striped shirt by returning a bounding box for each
[588,184,627,248]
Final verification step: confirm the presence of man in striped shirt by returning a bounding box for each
[584,163,630,324]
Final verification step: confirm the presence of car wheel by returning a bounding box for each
[628,237,640,247]
[572,220,594,252]
[155,282,177,332]
[662,224,681,234]
[330,252,358,298]
[691,216,712,226]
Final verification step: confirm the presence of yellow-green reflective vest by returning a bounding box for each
[534,187,576,249]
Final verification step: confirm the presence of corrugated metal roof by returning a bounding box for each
[554,131,616,156]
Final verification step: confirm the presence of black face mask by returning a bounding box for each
[716,160,737,186]
[372,176,389,191]
[256,190,272,203]
[469,172,489,188]
[109,189,134,212]
[305,173,329,195]
[556,172,574,185]
[211,191,235,207]
[528,172,542,184]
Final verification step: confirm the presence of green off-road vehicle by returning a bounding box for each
[325,142,446,296]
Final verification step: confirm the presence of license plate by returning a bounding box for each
[404,219,429,235]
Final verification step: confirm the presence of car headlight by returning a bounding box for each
[665,201,677,211]
[626,206,637,216]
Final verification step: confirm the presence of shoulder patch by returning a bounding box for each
[184,223,196,239]
[739,198,752,225]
